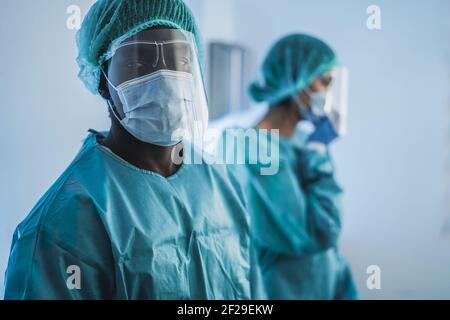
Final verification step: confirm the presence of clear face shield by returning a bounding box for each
[103,28,209,146]
[324,67,349,136]
[320,67,349,136]
[296,66,349,136]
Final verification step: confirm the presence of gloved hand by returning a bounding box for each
[308,117,338,145]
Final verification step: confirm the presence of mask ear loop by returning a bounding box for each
[101,68,120,92]
[106,99,123,123]
[101,68,123,123]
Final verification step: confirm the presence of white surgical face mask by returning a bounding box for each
[106,70,195,146]
[294,88,332,124]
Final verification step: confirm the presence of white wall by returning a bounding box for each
[1,0,449,300]
[0,0,109,298]
[223,0,450,299]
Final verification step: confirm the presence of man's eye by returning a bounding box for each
[321,76,333,86]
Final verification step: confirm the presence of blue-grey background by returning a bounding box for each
[1,0,449,299]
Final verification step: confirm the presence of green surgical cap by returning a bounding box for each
[249,34,337,105]
[76,0,202,95]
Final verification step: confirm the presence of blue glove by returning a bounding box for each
[308,117,338,145]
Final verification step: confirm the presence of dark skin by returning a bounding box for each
[97,27,188,177]
[257,73,333,137]
[98,115,181,177]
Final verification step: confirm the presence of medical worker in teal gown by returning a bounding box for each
[4,0,265,300]
[225,34,358,300]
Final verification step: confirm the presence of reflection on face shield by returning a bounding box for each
[296,67,349,137]
[324,67,349,136]
[103,29,209,147]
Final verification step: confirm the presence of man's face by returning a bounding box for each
[105,28,195,118]
[298,70,334,109]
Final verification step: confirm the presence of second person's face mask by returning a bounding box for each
[297,88,330,122]
[293,88,339,145]
[307,89,329,117]
[107,70,195,146]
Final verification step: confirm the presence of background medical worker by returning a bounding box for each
[233,33,358,300]
[4,0,264,300]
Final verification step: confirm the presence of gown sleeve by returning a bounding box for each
[295,145,343,253]
[4,188,115,300]
[246,144,343,257]
[333,252,358,300]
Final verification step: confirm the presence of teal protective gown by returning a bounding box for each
[4,130,265,300]
[223,129,357,300]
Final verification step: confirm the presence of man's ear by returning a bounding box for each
[98,72,111,100]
